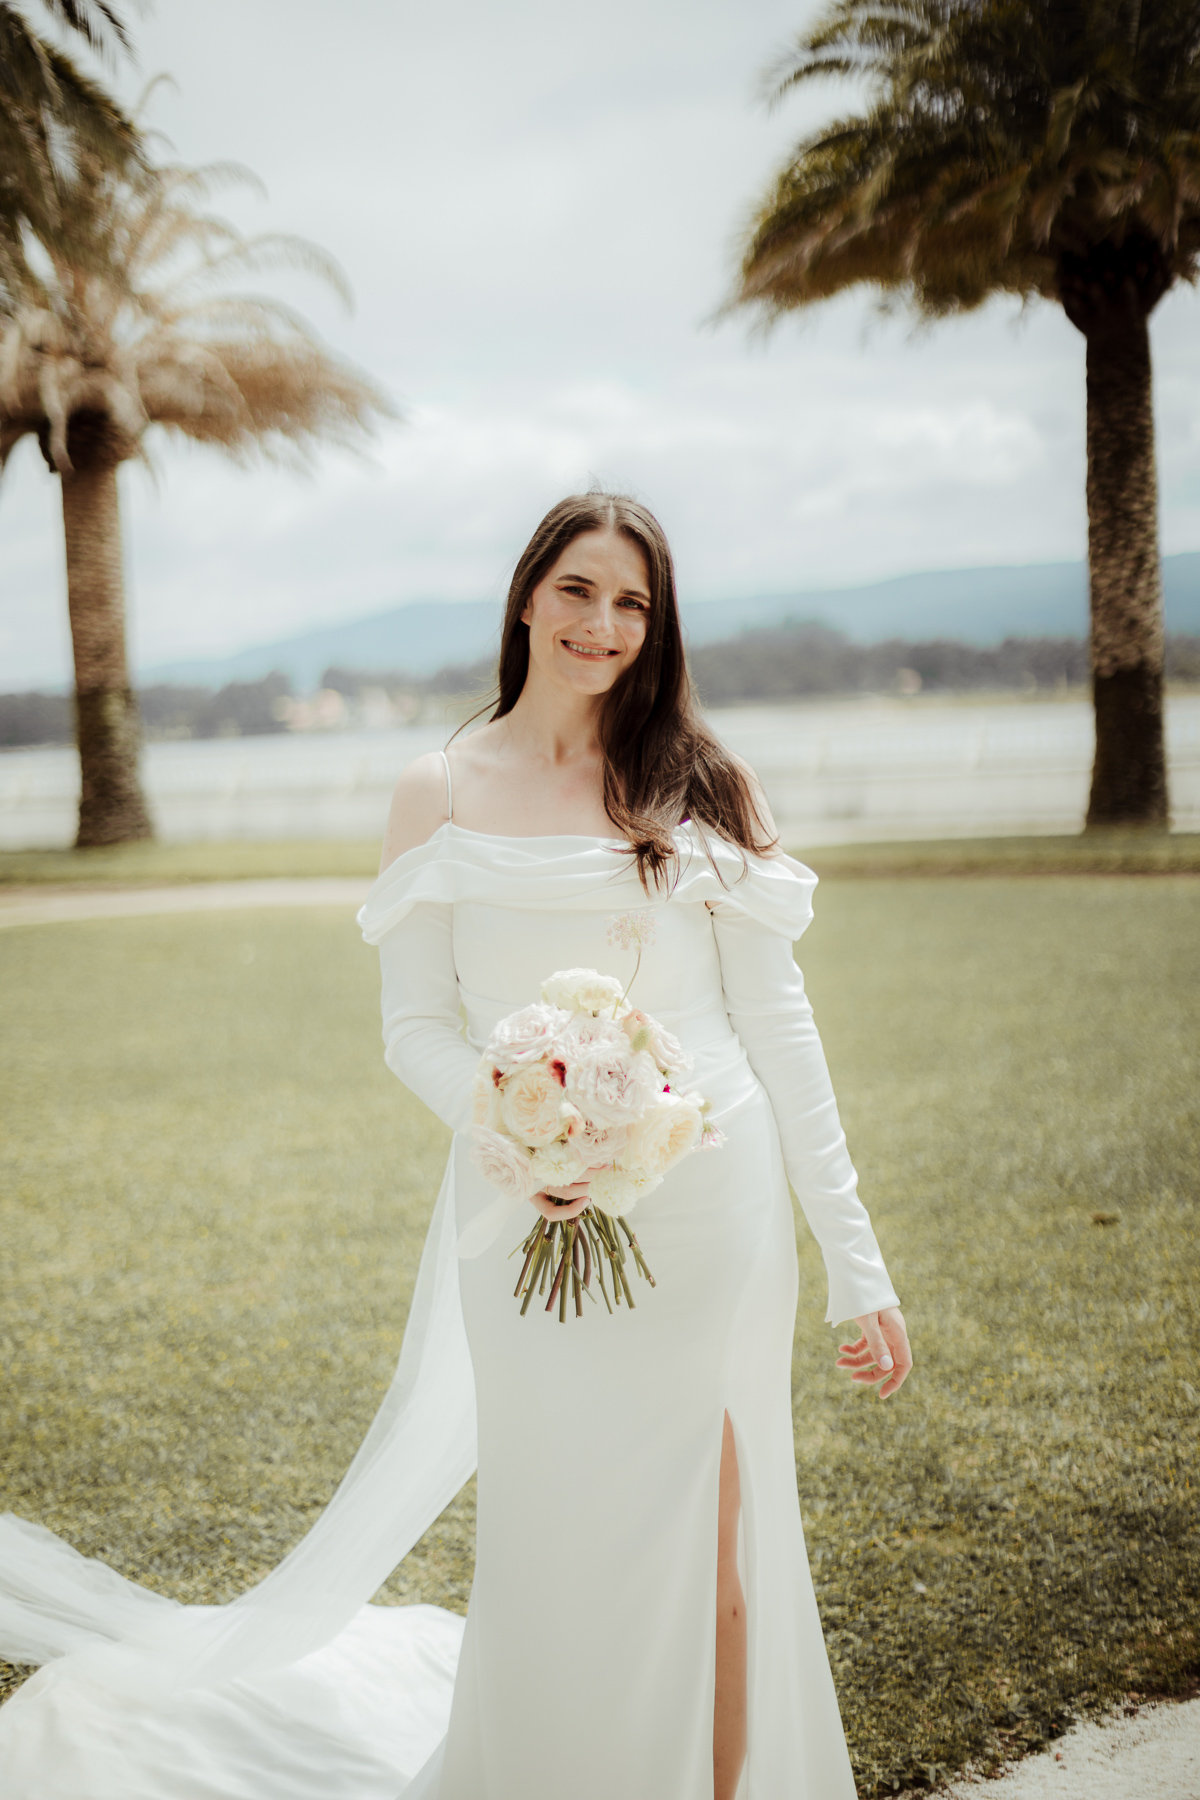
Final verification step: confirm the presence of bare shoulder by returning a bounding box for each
[727,750,781,850]
[379,752,450,872]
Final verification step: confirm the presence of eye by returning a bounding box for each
[618,597,649,611]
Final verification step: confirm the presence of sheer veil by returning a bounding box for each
[0,1144,476,1702]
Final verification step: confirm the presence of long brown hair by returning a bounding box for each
[485,491,777,887]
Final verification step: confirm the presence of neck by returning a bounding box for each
[500,665,605,765]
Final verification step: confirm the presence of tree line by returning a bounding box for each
[5,628,1199,748]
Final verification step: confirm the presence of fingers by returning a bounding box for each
[858,1313,895,1376]
[835,1310,914,1399]
[529,1189,590,1222]
[877,1311,914,1398]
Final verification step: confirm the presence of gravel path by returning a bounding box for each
[0,878,372,928]
[940,1699,1200,1798]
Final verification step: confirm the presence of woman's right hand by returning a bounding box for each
[529,1181,592,1222]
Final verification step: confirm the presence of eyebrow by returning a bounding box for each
[557,572,651,600]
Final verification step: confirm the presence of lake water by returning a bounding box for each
[3,694,1198,850]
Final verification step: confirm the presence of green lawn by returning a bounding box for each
[802,830,1200,878]
[0,840,382,887]
[1,880,1197,1793]
[2,830,1197,888]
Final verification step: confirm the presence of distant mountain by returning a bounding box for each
[141,600,504,692]
[140,553,1200,692]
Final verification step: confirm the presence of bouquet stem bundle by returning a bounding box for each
[512,1208,656,1322]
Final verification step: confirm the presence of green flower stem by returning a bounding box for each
[586,1216,613,1313]
[619,1218,656,1289]
[518,1227,553,1315]
[509,1206,652,1320]
[513,1234,540,1299]
[559,1225,575,1323]
[616,946,644,1012]
[572,1228,584,1318]
[545,1241,567,1314]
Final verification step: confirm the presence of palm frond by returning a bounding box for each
[34,0,131,58]
[0,141,396,474]
[0,5,141,302]
[737,0,1200,321]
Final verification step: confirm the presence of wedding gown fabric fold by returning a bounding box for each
[0,821,898,1800]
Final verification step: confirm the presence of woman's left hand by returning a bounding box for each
[837,1307,912,1399]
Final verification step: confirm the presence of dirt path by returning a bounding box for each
[0,878,372,929]
[939,1699,1200,1797]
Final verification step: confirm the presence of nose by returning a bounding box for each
[590,594,621,638]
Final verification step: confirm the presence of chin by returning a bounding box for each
[556,652,626,692]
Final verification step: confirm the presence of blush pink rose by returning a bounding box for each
[621,1090,702,1176]
[558,1014,659,1126]
[485,1002,571,1073]
[620,1009,692,1079]
[565,1113,629,1167]
[471,1127,536,1203]
[499,1059,568,1147]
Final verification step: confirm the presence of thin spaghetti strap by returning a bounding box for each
[438,748,453,821]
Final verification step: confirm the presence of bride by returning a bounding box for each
[0,491,910,1800]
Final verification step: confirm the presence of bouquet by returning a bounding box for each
[469,913,724,1321]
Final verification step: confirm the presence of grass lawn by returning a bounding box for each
[802,831,1200,878]
[0,840,383,887]
[2,830,1198,888]
[1,880,1197,1792]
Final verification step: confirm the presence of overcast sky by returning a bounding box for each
[5,0,1200,689]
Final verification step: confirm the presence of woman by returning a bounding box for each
[368,490,911,1799]
[0,492,909,1800]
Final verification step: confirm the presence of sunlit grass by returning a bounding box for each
[1,880,1197,1791]
[801,831,1200,877]
[2,831,1197,889]
[0,841,381,887]
[794,877,1200,1789]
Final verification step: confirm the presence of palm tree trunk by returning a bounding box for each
[60,446,153,846]
[1082,312,1168,827]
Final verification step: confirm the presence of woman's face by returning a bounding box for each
[522,528,651,699]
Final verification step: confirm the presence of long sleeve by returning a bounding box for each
[710,901,900,1325]
[378,901,479,1132]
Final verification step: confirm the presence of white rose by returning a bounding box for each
[565,1039,660,1128]
[621,1090,702,1177]
[529,1138,588,1190]
[485,1002,571,1073]
[470,1061,504,1131]
[499,1059,567,1147]
[470,1127,537,1203]
[554,1011,627,1059]
[565,1113,629,1167]
[540,968,626,1017]
[619,1008,693,1079]
[588,1165,662,1217]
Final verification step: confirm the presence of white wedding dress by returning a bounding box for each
[0,813,898,1799]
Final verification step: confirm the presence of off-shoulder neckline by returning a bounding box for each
[376,819,635,878]
[441,821,632,848]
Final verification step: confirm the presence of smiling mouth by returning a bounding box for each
[562,640,619,658]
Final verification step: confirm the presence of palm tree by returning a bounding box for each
[734,0,1200,828]
[0,149,393,845]
[1,1,140,285]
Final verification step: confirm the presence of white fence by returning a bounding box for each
[2,697,1198,850]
